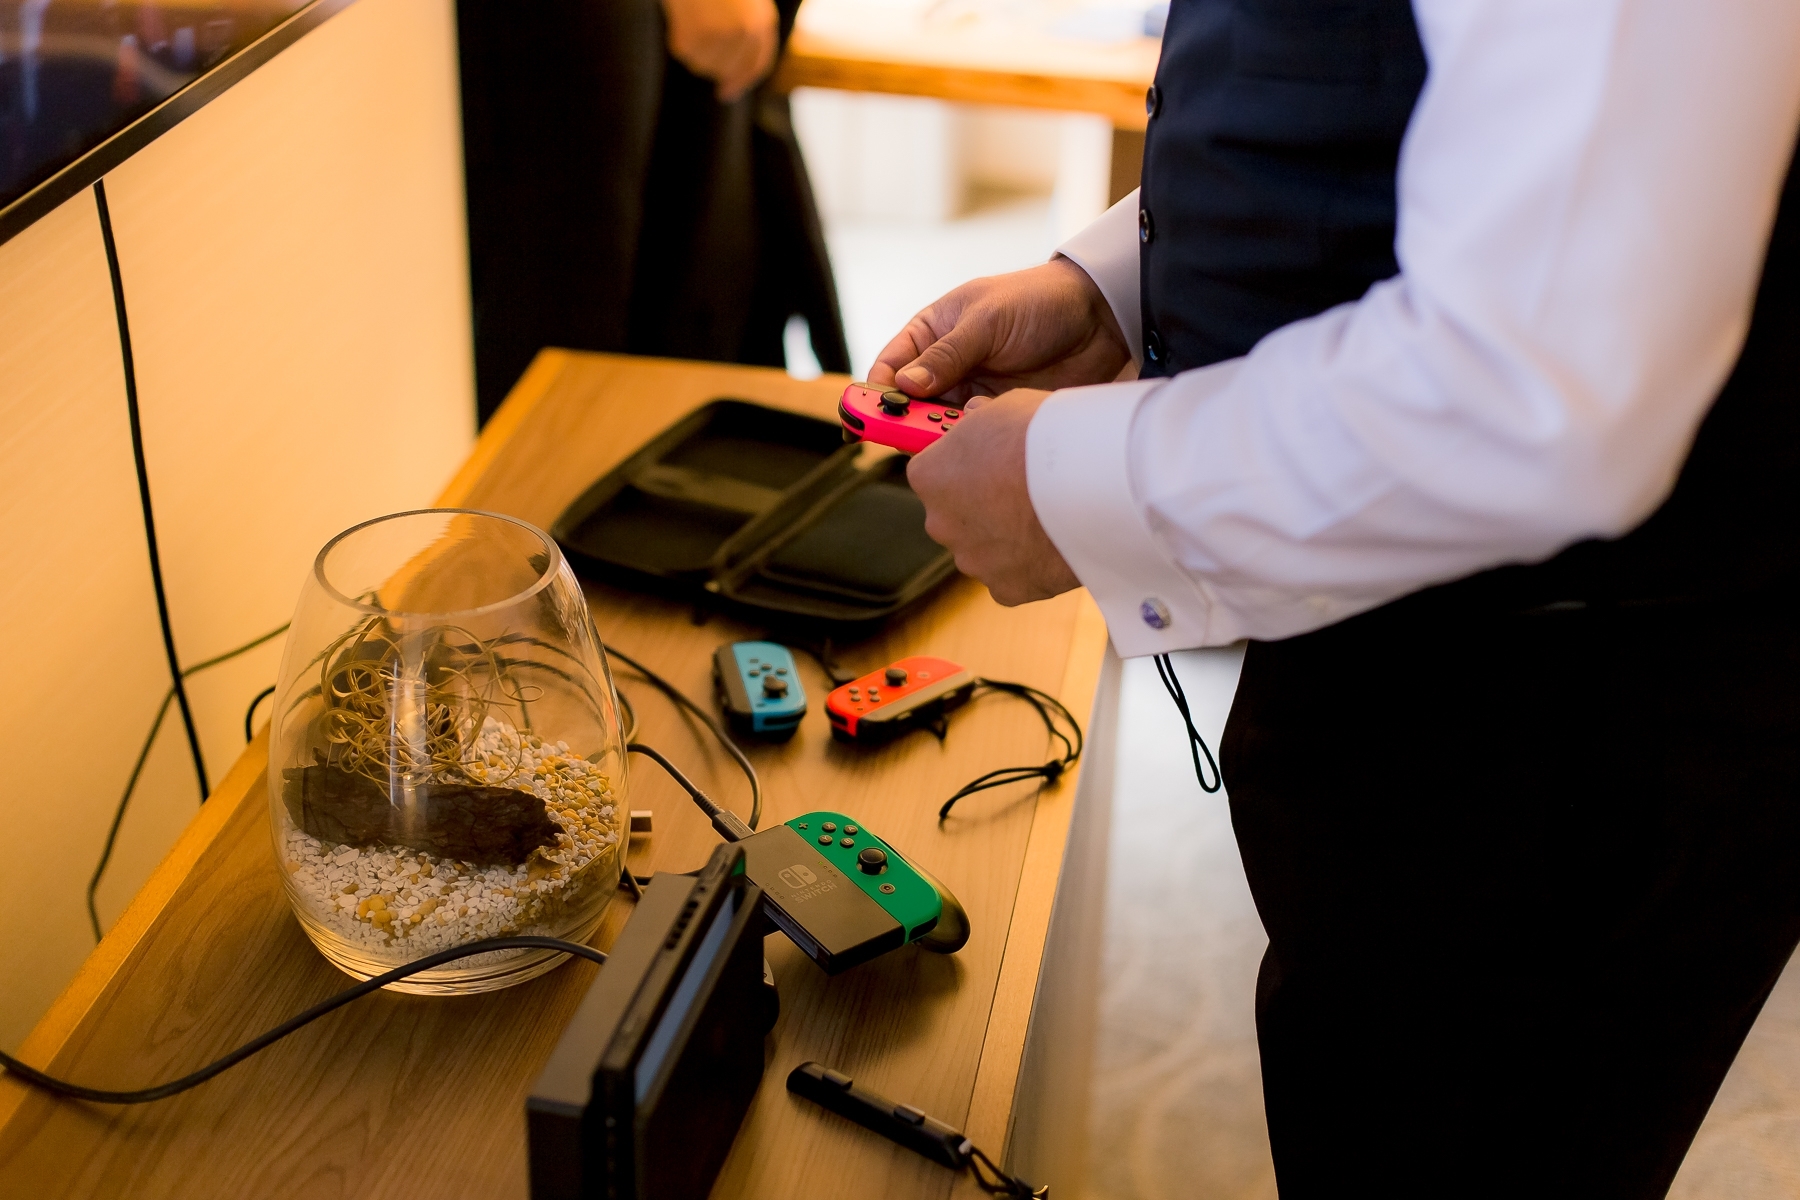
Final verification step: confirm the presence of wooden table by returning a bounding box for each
[0,352,1114,1199]
[775,0,1160,131]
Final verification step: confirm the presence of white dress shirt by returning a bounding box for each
[1030,0,1800,657]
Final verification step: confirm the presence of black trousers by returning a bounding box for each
[1221,593,1800,1197]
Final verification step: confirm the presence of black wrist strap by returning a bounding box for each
[937,680,1084,820]
[1154,653,1222,793]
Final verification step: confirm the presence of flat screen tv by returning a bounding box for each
[0,0,351,246]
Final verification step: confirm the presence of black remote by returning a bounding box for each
[785,1061,971,1169]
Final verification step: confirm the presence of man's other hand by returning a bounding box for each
[906,390,1081,607]
[869,258,1131,406]
[662,0,778,102]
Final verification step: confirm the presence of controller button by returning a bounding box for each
[798,823,808,829]
[858,847,888,874]
[776,667,788,675]
[893,1104,926,1126]
[819,834,834,845]
[867,688,880,699]
[844,825,858,835]
[822,822,837,833]
[918,672,932,680]
[884,667,907,686]
[880,883,896,894]
[944,409,960,419]
[762,675,789,697]
[927,412,942,421]
[840,836,855,848]
[879,390,912,416]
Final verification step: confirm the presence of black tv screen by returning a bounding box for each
[0,0,348,243]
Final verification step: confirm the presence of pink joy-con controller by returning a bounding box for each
[838,382,963,455]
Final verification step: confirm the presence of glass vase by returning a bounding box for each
[268,509,627,994]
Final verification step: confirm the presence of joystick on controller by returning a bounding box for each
[713,641,806,740]
[838,382,963,455]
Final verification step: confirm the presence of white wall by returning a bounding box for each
[0,0,474,1050]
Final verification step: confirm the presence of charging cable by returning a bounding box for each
[89,621,291,941]
[1153,653,1221,793]
[0,936,605,1106]
[602,641,761,831]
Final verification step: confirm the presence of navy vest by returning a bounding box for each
[1139,0,1800,611]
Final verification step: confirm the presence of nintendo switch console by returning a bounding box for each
[526,845,774,1200]
[738,810,969,974]
[712,641,806,740]
[837,382,962,455]
[825,656,977,742]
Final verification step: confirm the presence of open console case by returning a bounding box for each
[551,400,956,634]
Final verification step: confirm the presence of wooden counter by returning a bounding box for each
[774,0,1160,131]
[0,352,1112,1199]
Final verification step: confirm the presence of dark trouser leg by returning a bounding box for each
[1221,601,1800,1198]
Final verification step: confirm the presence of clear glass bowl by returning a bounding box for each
[268,509,627,994]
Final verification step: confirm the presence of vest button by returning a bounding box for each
[1145,85,1160,118]
[1139,208,1154,244]
[1145,328,1165,365]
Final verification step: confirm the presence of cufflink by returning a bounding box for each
[1140,598,1171,630]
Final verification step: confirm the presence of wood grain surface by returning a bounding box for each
[0,351,1110,1200]
[772,0,1160,130]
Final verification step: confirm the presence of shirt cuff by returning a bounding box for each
[1026,379,1222,657]
[1055,189,1142,368]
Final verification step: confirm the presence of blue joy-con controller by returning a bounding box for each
[712,641,806,740]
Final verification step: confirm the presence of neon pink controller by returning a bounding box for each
[838,382,963,454]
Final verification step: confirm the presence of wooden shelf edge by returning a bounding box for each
[960,592,1110,1154]
[437,348,570,509]
[773,52,1150,131]
[0,728,272,1127]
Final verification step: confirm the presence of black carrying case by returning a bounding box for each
[551,400,956,634]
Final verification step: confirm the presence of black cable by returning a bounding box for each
[627,742,753,842]
[968,1144,1051,1199]
[616,686,638,742]
[87,692,175,940]
[244,684,277,741]
[602,641,761,829]
[0,936,605,1106]
[88,622,291,941]
[937,680,1084,820]
[95,179,209,805]
[792,637,854,686]
[1154,653,1221,793]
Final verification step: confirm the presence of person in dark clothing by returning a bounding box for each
[456,0,849,423]
[870,0,1800,1195]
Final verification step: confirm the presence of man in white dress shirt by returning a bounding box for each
[875,1,1800,1194]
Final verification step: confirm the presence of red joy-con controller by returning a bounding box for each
[826,656,977,742]
[838,382,963,455]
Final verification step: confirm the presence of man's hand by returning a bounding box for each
[661,0,778,103]
[906,390,1082,606]
[870,258,1131,406]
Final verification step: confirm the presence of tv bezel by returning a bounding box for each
[0,0,356,249]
